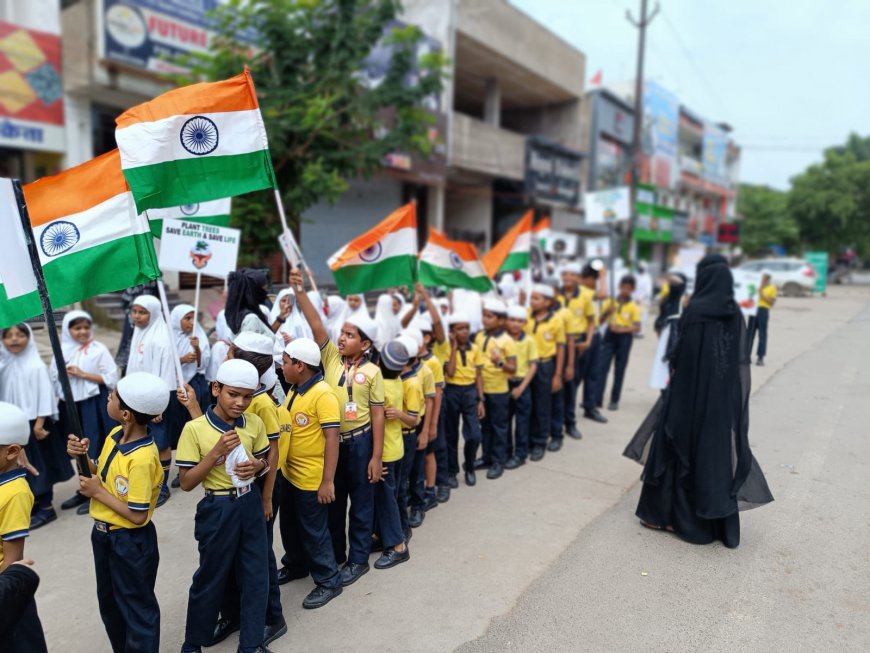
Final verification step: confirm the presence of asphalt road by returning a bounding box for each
[27,284,870,652]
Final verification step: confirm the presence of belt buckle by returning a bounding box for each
[238,484,251,497]
[95,522,108,533]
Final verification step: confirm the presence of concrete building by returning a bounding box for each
[303,0,587,283]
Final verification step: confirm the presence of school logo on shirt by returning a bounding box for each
[543,332,553,341]
[353,372,368,385]
[114,475,129,497]
[294,412,309,427]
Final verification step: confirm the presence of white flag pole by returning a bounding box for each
[272,188,318,291]
[157,279,187,398]
[192,271,202,340]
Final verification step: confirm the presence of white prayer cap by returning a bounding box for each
[410,313,433,333]
[532,283,555,299]
[507,306,528,321]
[395,334,420,358]
[562,262,582,275]
[0,402,29,446]
[216,359,260,390]
[117,373,170,416]
[284,337,322,367]
[400,327,424,351]
[447,311,470,326]
[260,366,278,390]
[345,313,378,343]
[482,298,507,315]
[233,331,274,356]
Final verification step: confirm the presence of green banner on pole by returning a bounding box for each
[804,251,828,294]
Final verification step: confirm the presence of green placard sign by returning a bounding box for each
[804,251,828,294]
[635,184,674,243]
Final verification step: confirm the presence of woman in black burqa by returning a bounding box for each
[624,254,773,548]
[224,268,272,337]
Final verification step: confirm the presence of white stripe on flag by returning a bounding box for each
[146,198,232,222]
[0,178,37,299]
[328,226,417,269]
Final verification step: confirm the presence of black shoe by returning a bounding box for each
[303,584,342,609]
[547,439,563,452]
[237,647,273,653]
[171,474,181,488]
[180,645,202,653]
[403,528,413,544]
[277,566,309,585]
[464,469,476,486]
[436,486,451,503]
[597,401,603,409]
[208,618,240,646]
[530,447,545,462]
[263,619,287,646]
[473,458,490,470]
[504,456,525,470]
[60,492,87,510]
[155,485,170,508]
[757,357,765,366]
[422,493,439,512]
[340,562,370,587]
[486,463,504,479]
[374,546,410,570]
[369,536,384,554]
[584,409,608,424]
[607,402,619,411]
[448,474,459,489]
[409,508,424,528]
[76,502,90,515]
[565,425,583,440]
[30,509,57,530]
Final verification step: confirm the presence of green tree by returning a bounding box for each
[737,183,799,256]
[788,133,870,256]
[184,0,447,265]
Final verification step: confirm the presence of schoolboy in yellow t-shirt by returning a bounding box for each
[596,275,642,412]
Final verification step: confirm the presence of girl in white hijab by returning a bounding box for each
[127,294,175,505]
[268,288,313,392]
[374,293,401,350]
[51,310,120,514]
[325,295,347,344]
[208,309,234,383]
[1,322,70,528]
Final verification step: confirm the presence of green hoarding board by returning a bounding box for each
[804,251,828,294]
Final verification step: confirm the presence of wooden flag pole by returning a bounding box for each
[11,180,91,477]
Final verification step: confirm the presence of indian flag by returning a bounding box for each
[482,209,532,277]
[115,69,275,212]
[0,150,160,328]
[533,216,551,249]
[328,202,417,294]
[146,198,232,238]
[419,229,493,292]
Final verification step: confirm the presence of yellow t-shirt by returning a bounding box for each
[444,343,482,386]
[0,470,33,567]
[524,309,566,360]
[400,371,424,434]
[176,408,270,491]
[474,330,516,395]
[421,352,445,388]
[557,287,595,336]
[577,286,597,333]
[382,377,406,463]
[415,363,436,418]
[89,426,163,529]
[511,332,539,380]
[278,374,342,491]
[603,298,642,329]
[432,340,450,366]
[319,339,385,434]
[758,284,777,310]
[248,388,280,441]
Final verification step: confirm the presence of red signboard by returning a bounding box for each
[717,222,739,244]
[0,21,64,126]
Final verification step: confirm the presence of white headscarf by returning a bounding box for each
[127,295,176,390]
[374,293,401,350]
[170,304,211,383]
[50,310,118,402]
[215,309,234,344]
[269,288,313,362]
[325,295,347,344]
[498,274,518,302]
[0,323,56,420]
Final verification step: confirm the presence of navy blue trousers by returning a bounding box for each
[443,384,482,474]
[183,489,268,652]
[530,359,556,448]
[433,401,449,486]
[508,379,532,461]
[279,475,341,589]
[582,332,603,411]
[747,307,770,358]
[374,460,404,548]
[92,522,160,653]
[596,331,634,405]
[329,430,374,565]
[396,430,417,532]
[481,392,510,465]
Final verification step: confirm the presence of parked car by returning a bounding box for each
[737,258,816,296]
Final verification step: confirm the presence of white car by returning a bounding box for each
[737,258,816,296]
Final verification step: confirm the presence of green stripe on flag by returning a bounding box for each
[123,151,275,212]
[418,262,493,292]
[498,251,529,274]
[331,255,418,295]
[0,233,161,329]
[150,214,232,238]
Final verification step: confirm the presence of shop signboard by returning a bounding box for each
[804,251,828,294]
[634,183,673,243]
[584,186,630,224]
[642,80,679,190]
[702,122,729,187]
[0,21,64,152]
[525,136,583,206]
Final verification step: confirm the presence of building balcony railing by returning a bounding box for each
[449,112,525,180]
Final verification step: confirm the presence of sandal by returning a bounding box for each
[639,520,674,533]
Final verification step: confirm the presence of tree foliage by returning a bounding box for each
[736,183,798,256]
[788,133,870,256]
[182,0,447,264]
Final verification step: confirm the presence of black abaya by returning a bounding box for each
[624,255,773,548]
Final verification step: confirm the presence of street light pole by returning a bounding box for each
[626,0,659,269]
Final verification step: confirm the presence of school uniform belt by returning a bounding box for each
[339,425,371,442]
[538,355,555,362]
[93,520,127,533]
[205,485,252,498]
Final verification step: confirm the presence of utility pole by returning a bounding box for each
[625,0,659,269]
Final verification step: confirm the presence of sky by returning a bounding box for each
[510,0,870,190]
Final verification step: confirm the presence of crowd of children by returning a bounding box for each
[0,261,648,652]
